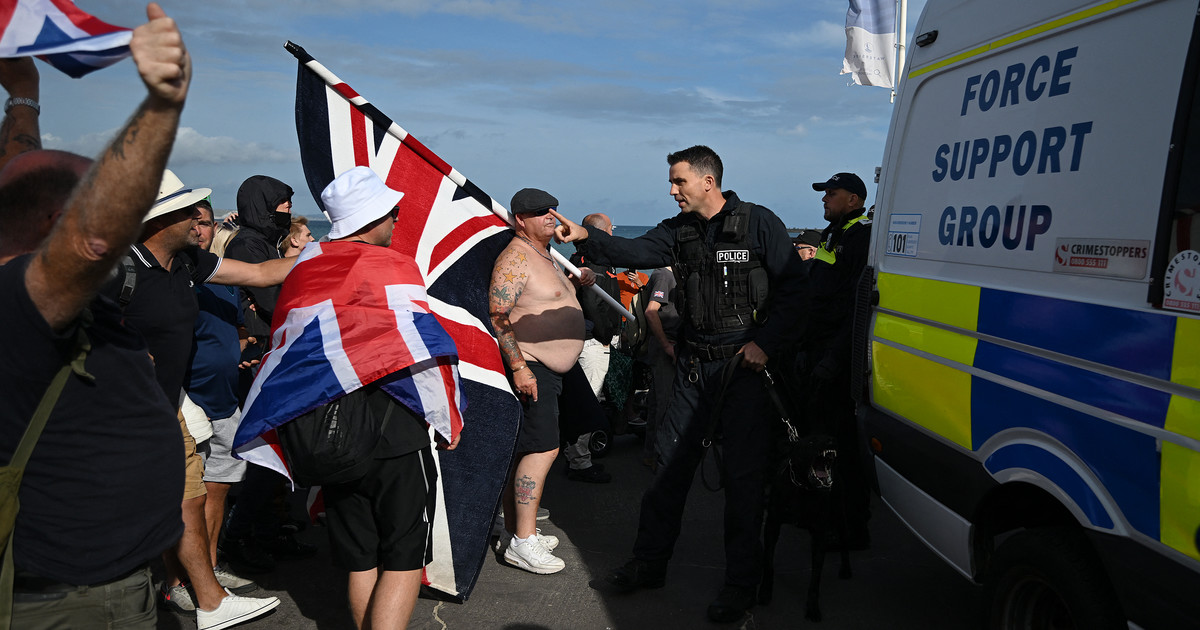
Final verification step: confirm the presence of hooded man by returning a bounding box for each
[220,174,313,573]
[225,175,294,359]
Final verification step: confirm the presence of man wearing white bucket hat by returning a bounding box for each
[109,167,296,624]
[250,165,456,629]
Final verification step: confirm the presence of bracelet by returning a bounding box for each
[4,97,39,115]
[513,365,528,373]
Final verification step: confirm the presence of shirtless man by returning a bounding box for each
[489,187,587,574]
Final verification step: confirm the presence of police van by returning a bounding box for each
[858,0,1200,627]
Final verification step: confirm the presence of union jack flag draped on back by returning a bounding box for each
[0,0,132,77]
[285,41,522,603]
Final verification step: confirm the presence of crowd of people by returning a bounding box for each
[0,5,874,629]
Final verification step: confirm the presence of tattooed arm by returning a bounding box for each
[489,242,538,401]
[0,57,41,172]
[26,3,191,331]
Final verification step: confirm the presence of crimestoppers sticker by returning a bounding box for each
[1163,250,1200,313]
[1052,238,1150,278]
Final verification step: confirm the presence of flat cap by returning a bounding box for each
[510,188,559,214]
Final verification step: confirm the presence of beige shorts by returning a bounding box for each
[178,409,207,500]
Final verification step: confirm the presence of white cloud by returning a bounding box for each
[775,20,845,50]
[170,128,293,164]
[784,123,807,136]
[41,127,292,165]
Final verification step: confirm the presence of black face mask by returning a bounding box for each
[273,211,292,230]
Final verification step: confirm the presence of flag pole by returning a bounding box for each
[285,41,635,322]
[893,0,907,103]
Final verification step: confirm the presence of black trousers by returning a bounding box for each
[632,345,772,588]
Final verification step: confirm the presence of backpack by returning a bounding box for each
[276,385,394,488]
[615,282,652,358]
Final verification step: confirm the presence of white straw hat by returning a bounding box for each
[322,166,404,240]
[146,169,211,222]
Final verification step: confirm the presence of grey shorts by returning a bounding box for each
[199,409,247,483]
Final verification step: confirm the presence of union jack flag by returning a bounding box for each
[232,241,465,476]
[0,0,131,78]
[286,42,523,602]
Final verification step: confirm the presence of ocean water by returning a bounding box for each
[308,217,799,256]
[304,216,652,256]
[307,217,332,241]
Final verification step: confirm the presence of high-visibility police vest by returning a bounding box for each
[673,202,770,335]
[816,213,870,266]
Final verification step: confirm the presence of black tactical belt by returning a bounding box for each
[688,342,743,362]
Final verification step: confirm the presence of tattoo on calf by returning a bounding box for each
[515,475,537,504]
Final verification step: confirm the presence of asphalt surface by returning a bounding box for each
[156,432,980,629]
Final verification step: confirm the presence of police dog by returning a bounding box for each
[758,371,852,622]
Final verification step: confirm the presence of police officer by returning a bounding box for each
[554,145,807,622]
[806,172,872,548]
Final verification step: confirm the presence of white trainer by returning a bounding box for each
[535,528,559,551]
[492,528,558,552]
[196,589,281,630]
[503,535,565,574]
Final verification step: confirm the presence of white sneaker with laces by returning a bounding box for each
[535,528,559,551]
[196,589,281,630]
[503,535,565,574]
[493,528,558,553]
[212,565,258,595]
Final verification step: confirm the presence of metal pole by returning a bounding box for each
[894,0,908,103]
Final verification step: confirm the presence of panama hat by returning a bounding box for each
[146,169,212,223]
[322,166,405,240]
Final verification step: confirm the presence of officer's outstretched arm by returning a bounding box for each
[550,209,589,244]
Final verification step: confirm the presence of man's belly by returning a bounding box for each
[513,310,585,374]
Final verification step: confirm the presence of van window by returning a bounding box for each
[1154,15,1200,310]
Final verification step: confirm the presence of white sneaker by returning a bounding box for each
[196,589,281,630]
[535,528,559,551]
[503,535,565,574]
[212,565,258,595]
[492,528,558,552]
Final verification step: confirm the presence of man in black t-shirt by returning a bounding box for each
[109,168,293,620]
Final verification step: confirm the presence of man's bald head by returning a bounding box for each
[582,212,613,235]
[0,150,93,258]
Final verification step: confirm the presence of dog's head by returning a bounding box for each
[781,434,837,492]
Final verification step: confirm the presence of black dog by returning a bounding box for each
[758,372,852,622]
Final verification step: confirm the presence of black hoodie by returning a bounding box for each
[224,175,293,343]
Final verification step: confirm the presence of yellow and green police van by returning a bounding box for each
[859,0,1200,627]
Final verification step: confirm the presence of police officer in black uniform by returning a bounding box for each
[554,145,807,622]
[806,172,872,548]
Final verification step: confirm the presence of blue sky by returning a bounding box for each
[39,0,925,229]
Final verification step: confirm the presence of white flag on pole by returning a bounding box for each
[841,0,896,88]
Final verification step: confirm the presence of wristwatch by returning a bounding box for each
[4,97,39,115]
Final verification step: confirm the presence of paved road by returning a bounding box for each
[157,433,980,629]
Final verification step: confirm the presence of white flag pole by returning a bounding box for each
[893,0,907,103]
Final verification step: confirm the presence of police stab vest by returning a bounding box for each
[673,202,770,335]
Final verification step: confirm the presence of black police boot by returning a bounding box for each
[706,584,756,623]
[589,558,666,593]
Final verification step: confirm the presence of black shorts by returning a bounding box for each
[517,362,563,454]
[322,446,437,572]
